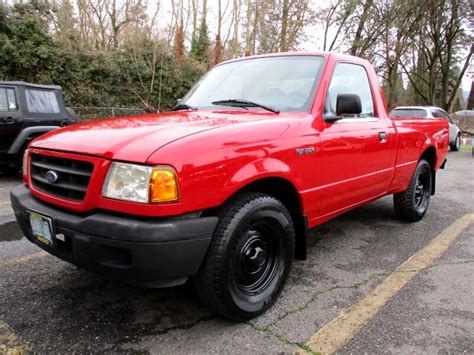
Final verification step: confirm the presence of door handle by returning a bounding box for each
[0,116,15,124]
[378,131,387,142]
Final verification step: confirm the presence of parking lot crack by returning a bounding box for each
[264,272,386,329]
[267,259,474,330]
[152,316,214,336]
[248,322,316,354]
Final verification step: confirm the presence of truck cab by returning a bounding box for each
[0,81,75,171]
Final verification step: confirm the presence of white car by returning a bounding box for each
[390,106,462,151]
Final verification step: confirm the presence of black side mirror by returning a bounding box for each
[336,94,362,116]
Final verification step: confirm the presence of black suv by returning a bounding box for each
[0,81,76,171]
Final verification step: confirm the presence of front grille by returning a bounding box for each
[30,153,94,202]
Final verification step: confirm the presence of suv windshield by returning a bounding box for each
[181,56,325,112]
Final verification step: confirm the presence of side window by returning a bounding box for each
[433,110,449,121]
[440,110,454,123]
[0,88,18,112]
[325,63,375,117]
[25,89,60,113]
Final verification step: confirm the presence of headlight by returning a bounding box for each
[22,149,29,178]
[102,162,179,203]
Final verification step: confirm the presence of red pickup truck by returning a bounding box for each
[11,52,449,320]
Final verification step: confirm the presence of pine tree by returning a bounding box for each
[190,19,210,65]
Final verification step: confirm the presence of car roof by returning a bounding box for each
[0,81,62,90]
[392,106,443,111]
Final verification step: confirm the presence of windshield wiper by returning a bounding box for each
[172,103,198,111]
[211,99,280,113]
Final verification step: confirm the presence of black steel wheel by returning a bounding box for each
[195,193,295,321]
[394,159,432,222]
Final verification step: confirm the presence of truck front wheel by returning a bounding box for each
[195,193,295,321]
[393,159,432,222]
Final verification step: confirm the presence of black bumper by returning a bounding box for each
[10,185,218,287]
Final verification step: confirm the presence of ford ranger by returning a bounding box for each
[10,52,449,321]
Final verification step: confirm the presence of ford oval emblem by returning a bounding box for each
[45,170,59,183]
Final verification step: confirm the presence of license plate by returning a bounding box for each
[29,211,55,247]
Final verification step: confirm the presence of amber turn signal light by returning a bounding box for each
[149,167,179,202]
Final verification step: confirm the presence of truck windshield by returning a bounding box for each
[26,89,60,114]
[181,56,324,112]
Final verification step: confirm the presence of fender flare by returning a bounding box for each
[8,126,59,154]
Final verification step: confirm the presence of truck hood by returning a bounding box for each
[31,110,274,162]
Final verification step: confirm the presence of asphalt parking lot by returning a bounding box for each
[1,151,473,354]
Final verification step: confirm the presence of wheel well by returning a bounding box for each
[420,146,436,195]
[212,177,307,260]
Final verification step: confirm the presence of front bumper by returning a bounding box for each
[10,185,218,287]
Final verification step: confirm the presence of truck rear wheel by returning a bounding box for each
[195,193,295,321]
[393,159,432,222]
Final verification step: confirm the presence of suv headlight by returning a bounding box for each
[102,162,179,203]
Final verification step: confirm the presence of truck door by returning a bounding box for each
[0,86,22,154]
[318,62,394,217]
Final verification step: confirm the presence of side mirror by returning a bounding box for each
[324,94,363,122]
[336,94,362,116]
[454,119,459,124]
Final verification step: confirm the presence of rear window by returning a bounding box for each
[26,89,60,113]
[390,109,427,118]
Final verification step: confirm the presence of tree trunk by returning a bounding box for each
[468,80,474,110]
[349,0,372,56]
[280,0,289,52]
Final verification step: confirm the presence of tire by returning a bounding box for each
[393,159,432,222]
[450,134,461,151]
[195,192,295,321]
[65,107,78,122]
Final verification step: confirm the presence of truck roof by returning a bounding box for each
[0,81,62,90]
[218,51,370,67]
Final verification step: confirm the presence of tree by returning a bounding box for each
[174,20,186,61]
[257,0,313,54]
[467,80,474,110]
[0,2,58,83]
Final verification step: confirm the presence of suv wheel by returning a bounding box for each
[195,193,295,321]
[393,159,432,222]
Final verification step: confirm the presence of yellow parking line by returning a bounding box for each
[0,321,28,354]
[0,251,48,269]
[304,213,474,354]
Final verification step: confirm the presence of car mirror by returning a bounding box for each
[336,94,362,116]
[454,119,459,124]
[323,94,363,122]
